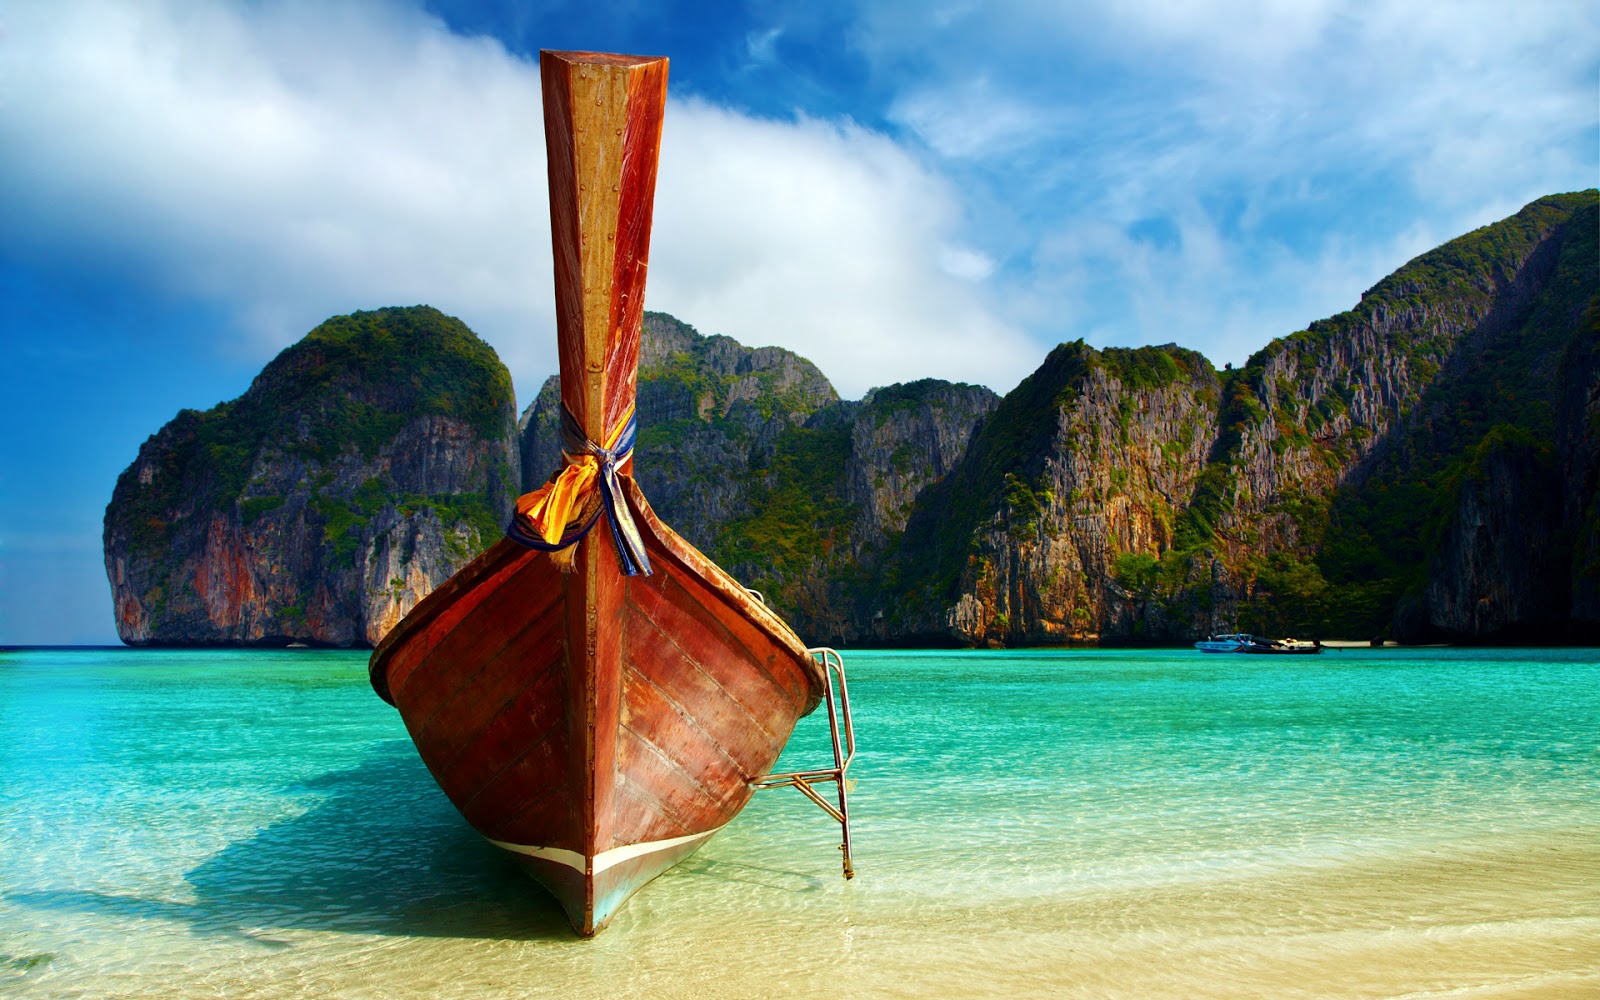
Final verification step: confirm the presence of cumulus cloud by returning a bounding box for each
[2,0,551,373]
[888,76,1053,160]
[0,0,1035,405]
[848,0,1598,363]
[650,101,1035,396]
[3,0,1591,402]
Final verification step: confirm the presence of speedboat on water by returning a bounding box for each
[1195,633,1322,654]
[1195,632,1255,653]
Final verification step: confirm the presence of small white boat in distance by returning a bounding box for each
[1195,633,1322,654]
[1195,633,1255,653]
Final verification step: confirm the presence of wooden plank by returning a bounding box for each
[463,719,578,840]
[621,605,783,772]
[611,780,691,844]
[602,57,666,436]
[478,779,575,848]
[541,50,666,445]
[587,527,627,858]
[619,667,747,808]
[412,587,565,745]
[615,722,746,840]
[383,542,535,699]
[427,621,569,793]
[406,579,563,742]
[627,567,802,725]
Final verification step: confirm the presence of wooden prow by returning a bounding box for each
[541,50,666,448]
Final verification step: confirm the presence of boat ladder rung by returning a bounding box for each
[750,646,856,879]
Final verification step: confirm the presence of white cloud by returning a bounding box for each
[2,0,552,376]
[650,101,1036,396]
[888,76,1052,159]
[3,0,1592,407]
[938,245,997,282]
[846,0,1598,365]
[1,0,1034,408]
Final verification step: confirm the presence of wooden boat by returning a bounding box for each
[369,50,854,936]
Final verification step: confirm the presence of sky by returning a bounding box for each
[2,0,1596,645]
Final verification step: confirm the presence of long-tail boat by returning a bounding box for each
[369,50,854,936]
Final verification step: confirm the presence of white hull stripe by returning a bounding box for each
[487,824,726,876]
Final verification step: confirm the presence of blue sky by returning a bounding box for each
[2,0,1596,645]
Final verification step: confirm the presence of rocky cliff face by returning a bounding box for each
[104,306,519,646]
[519,314,998,644]
[517,192,1597,648]
[521,312,838,536]
[783,379,999,642]
[1399,199,1600,641]
[1405,429,1568,641]
[881,343,1224,645]
[875,191,1599,645]
[1558,300,1600,630]
[109,194,1599,649]
[845,380,1002,558]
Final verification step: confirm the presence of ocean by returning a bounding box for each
[1,646,1596,998]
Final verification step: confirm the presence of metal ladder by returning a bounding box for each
[749,646,856,878]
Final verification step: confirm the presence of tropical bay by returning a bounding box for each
[5,4,1599,998]
[4,645,1596,997]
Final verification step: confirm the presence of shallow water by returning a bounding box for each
[2,646,1597,998]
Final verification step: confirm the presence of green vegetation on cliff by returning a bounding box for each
[892,341,1092,604]
[712,422,856,597]
[105,305,522,646]
[115,306,514,557]
[1095,344,1199,392]
[1242,193,1598,638]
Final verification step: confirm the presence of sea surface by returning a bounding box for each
[1,646,1596,998]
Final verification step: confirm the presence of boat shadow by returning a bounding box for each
[11,740,572,943]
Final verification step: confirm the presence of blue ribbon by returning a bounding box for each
[505,403,653,577]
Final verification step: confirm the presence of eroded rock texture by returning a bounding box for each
[105,306,519,646]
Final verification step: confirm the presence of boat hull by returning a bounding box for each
[1194,639,1248,653]
[371,481,822,934]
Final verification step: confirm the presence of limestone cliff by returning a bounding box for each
[108,193,1599,649]
[743,378,998,642]
[884,343,1223,645]
[104,306,519,646]
[1558,300,1600,629]
[1216,193,1599,640]
[1403,428,1568,641]
[513,194,1595,646]
[1395,198,1600,641]
[521,312,839,542]
[879,190,1599,645]
[518,314,998,644]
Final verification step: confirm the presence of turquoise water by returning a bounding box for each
[2,646,1597,998]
